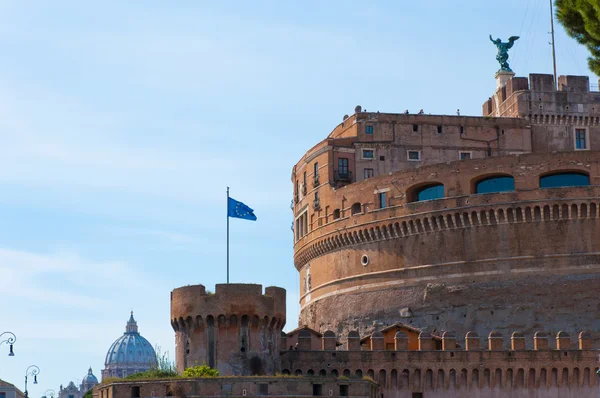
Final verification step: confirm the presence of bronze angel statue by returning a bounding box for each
[490,35,519,72]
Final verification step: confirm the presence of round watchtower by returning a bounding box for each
[170,283,286,376]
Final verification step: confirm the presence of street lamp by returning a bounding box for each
[0,331,16,356]
[42,389,55,398]
[24,365,40,398]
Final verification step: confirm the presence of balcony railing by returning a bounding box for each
[313,175,320,187]
[334,170,352,183]
[313,199,321,210]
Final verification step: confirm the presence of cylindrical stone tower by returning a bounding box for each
[170,283,286,376]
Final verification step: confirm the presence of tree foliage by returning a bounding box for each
[182,364,220,378]
[555,0,600,75]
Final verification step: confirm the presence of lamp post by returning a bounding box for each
[0,331,16,356]
[24,365,40,398]
[42,390,55,398]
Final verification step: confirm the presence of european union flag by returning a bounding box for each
[227,197,257,221]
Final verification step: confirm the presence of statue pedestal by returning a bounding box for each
[495,70,515,89]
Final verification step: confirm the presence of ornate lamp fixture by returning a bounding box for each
[0,331,16,356]
[24,365,40,398]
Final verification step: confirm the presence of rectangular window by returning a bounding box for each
[314,162,319,178]
[437,125,443,134]
[258,384,268,395]
[379,192,387,209]
[338,158,349,174]
[412,394,423,398]
[407,150,421,161]
[576,129,587,149]
[295,211,309,242]
[339,385,348,397]
[362,149,374,159]
[312,384,323,396]
[413,124,419,132]
[459,151,471,160]
[364,168,374,179]
[131,387,140,398]
[365,125,373,134]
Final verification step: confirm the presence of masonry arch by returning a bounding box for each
[472,173,515,194]
[407,182,445,203]
[539,170,590,188]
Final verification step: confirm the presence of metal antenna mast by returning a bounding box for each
[549,0,558,90]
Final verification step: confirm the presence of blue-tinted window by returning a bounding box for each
[576,129,587,149]
[365,125,374,134]
[475,176,514,194]
[379,192,387,208]
[408,150,421,161]
[338,158,348,173]
[413,184,444,202]
[540,172,589,188]
[362,149,374,159]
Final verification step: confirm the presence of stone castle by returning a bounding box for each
[96,73,600,397]
[292,72,600,343]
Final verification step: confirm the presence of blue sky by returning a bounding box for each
[0,0,597,393]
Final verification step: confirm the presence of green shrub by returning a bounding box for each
[125,369,178,379]
[183,363,219,378]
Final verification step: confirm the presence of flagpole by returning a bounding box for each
[227,186,230,284]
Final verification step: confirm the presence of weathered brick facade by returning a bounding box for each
[292,74,600,344]
[96,377,377,398]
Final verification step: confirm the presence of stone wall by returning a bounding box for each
[95,377,377,398]
[281,330,599,398]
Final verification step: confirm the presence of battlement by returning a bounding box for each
[170,283,286,330]
[282,329,595,352]
[483,73,600,118]
[280,330,599,395]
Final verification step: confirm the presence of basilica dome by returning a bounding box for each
[101,312,157,380]
[83,367,98,385]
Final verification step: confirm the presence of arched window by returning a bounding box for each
[351,203,362,215]
[410,183,444,202]
[333,209,341,220]
[475,175,514,194]
[540,172,590,188]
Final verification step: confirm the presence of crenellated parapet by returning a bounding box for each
[281,330,599,395]
[170,283,286,376]
[283,329,594,352]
